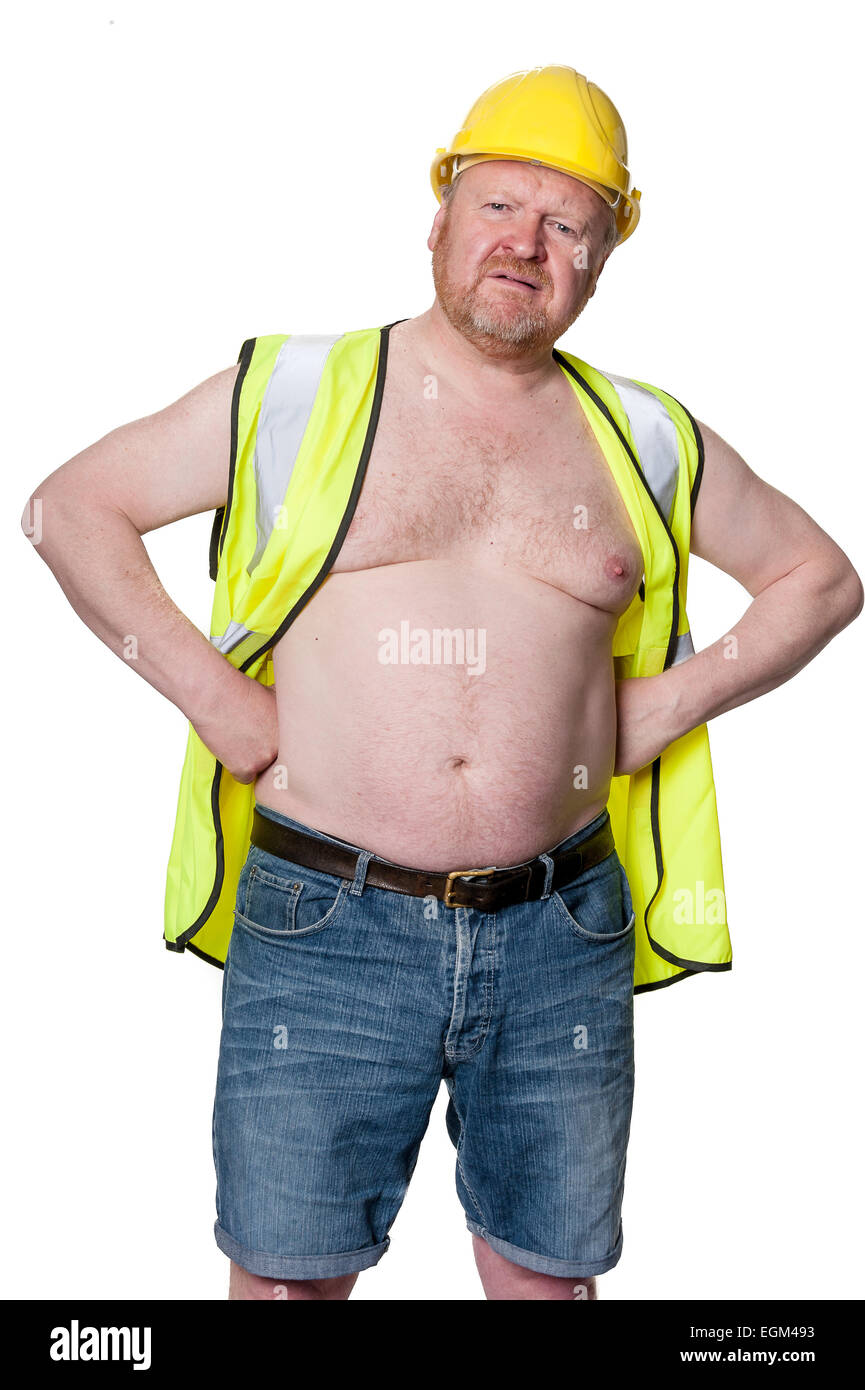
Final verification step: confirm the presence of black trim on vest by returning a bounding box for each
[163,935,225,969]
[688,412,705,520]
[183,939,225,969]
[663,390,705,520]
[209,337,256,581]
[552,350,724,982]
[635,967,696,994]
[173,763,226,950]
[208,510,223,582]
[634,961,732,994]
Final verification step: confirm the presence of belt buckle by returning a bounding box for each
[443,866,496,908]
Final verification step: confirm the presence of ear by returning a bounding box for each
[428,201,449,252]
[588,219,615,295]
[586,249,609,302]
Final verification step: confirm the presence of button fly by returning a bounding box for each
[443,908,497,1062]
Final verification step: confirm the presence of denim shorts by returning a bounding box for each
[212,802,636,1281]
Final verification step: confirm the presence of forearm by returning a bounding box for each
[23,486,247,723]
[663,558,863,741]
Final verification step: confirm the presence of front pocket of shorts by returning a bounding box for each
[552,854,636,942]
[235,861,350,938]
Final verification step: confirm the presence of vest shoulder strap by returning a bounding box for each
[247,333,343,576]
[593,369,682,525]
[555,347,703,524]
[622,374,705,524]
[208,333,343,581]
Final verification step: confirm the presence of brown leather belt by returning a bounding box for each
[249,808,615,913]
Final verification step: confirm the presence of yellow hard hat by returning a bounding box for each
[431,65,642,246]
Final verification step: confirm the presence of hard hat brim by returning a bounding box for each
[430,149,641,246]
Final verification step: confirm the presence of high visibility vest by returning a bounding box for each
[164,321,732,994]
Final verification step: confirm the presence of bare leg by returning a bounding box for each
[471,1233,598,1301]
[228,1259,359,1301]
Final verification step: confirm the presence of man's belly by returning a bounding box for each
[254,557,619,869]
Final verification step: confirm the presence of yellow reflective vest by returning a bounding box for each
[164,321,732,994]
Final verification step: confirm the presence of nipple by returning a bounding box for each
[605,554,630,580]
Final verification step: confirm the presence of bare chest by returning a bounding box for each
[330,375,644,615]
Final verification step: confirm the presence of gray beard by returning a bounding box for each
[461,298,553,346]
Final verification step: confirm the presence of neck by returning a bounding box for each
[397,301,569,402]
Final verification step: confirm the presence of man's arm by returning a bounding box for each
[614,420,864,776]
[20,364,278,783]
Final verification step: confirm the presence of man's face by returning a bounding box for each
[428,159,615,358]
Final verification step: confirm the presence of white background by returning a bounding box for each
[4,0,863,1300]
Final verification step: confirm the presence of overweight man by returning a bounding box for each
[23,66,863,1300]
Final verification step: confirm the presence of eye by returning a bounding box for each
[484,202,508,212]
[552,221,578,236]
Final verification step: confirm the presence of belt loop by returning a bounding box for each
[538,851,555,900]
[350,848,373,896]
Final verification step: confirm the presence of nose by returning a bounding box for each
[498,216,546,265]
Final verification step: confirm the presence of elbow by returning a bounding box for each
[833,564,865,626]
[21,478,66,551]
[21,491,43,546]
[847,577,865,622]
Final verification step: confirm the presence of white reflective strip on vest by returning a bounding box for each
[596,370,680,523]
[210,620,256,654]
[671,629,695,665]
[247,333,343,575]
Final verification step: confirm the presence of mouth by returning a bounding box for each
[488,272,541,291]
